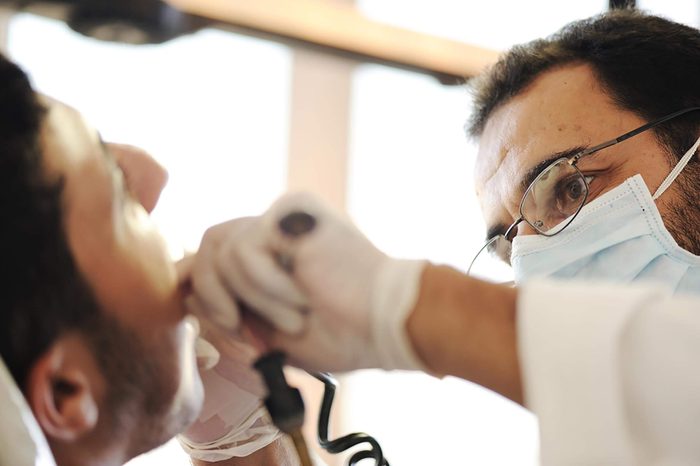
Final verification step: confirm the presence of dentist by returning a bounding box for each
[185,10,700,466]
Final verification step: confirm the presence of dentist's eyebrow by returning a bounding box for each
[517,146,587,197]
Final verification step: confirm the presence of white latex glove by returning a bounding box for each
[177,335,281,461]
[176,259,279,462]
[186,192,428,373]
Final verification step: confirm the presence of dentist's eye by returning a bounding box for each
[553,174,588,214]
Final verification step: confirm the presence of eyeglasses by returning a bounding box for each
[468,106,700,276]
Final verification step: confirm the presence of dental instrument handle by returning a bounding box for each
[289,429,314,466]
[250,211,317,464]
[253,351,313,466]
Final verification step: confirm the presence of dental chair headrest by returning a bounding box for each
[0,358,56,466]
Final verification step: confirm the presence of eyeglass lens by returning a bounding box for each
[520,158,588,235]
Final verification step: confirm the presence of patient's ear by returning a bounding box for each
[26,333,102,442]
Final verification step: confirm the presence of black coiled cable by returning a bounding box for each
[311,372,389,466]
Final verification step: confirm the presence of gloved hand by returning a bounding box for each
[176,259,280,462]
[186,192,428,373]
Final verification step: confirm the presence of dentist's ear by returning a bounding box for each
[26,334,101,442]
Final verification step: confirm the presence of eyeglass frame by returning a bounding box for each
[467,105,700,275]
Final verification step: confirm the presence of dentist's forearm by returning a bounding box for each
[407,264,523,404]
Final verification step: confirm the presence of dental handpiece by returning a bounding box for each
[253,211,317,466]
[254,351,313,466]
[252,210,390,466]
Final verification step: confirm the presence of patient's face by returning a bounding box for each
[39,96,203,456]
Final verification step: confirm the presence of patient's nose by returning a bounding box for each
[108,143,168,213]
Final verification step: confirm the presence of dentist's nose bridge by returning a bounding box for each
[517,221,538,237]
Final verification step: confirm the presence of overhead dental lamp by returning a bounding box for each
[0,0,208,44]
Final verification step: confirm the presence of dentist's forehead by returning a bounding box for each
[473,64,617,234]
[474,102,526,200]
[475,65,600,194]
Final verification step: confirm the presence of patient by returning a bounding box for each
[0,53,294,465]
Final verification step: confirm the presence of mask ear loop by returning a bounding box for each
[653,135,700,200]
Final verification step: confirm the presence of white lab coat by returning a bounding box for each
[519,279,700,465]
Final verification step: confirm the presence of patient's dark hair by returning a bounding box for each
[467,9,700,160]
[0,54,104,388]
[0,56,174,449]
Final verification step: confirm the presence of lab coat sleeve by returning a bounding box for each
[518,279,700,466]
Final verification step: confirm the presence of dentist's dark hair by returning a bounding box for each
[467,9,700,160]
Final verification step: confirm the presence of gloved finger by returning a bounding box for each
[191,233,245,330]
[185,294,215,327]
[196,332,266,396]
[218,237,307,309]
[182,413,228,444]
[259,321,340,373]
[188,367,263,436]
[214,349,265,396]
[218,250,306,334]
[194,336,220,371]
[185,272,240,331]
[207,330,258,364]
[189,217,265,329]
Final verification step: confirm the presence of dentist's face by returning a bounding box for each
[474,63,697,256]
[39,96,203,457]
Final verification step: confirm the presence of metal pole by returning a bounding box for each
[0,6,13,54]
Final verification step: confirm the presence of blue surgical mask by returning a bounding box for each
[511,136,700,294]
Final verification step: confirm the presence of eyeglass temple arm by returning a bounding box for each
[467,235,499,275]
[571,106,700,163]
[503,217,523,240]
[467,218,523,275]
